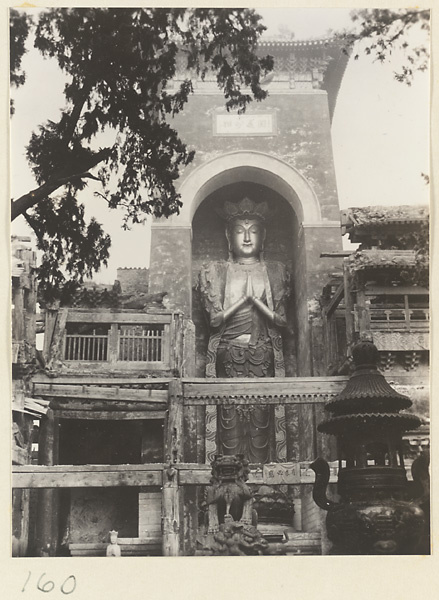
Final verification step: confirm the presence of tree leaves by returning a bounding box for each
[337,8,430,85]
[10,9,32,114]
[11,8,273,301]
[25,189,111,304]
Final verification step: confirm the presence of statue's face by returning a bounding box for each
[228,218,265,259]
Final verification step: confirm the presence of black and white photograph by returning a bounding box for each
[8,3,433,584]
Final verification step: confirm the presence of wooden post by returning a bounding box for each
[162,465,180,556]
[162,379,183,556]
[356,284,370,338]
[12,412,33,556]
[343,265,355,352]
[165,379,183,464]
[47,308,68,368]
[182,404,198,555]
[42,308,58,362]
[35,408,59,556]
[12,286,24,342]
[108,323,119,363]
[182,319,196,377]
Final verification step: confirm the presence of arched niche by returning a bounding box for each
[157,151,321,227]
[149,151,337,376]
[191,181,300,378]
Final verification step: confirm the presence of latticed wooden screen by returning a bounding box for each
[64,330,109,361]
[118,325,164,362]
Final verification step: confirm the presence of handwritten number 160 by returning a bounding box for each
[22,572,76,594]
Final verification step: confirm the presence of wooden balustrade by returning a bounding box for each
[51,309,182,371]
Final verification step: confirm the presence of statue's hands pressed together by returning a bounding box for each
[210,287,249,328]
[210,274,256,328]
[245,273,255,303]
[246,273,287,328]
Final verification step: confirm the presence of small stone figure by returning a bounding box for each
[106,530,121,557]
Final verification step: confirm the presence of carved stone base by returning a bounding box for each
[326,500,425,555]
[203,515,270,556]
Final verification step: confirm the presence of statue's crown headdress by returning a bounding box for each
[219,197,270,223]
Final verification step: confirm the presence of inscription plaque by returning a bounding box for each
[214,112,277,136]
[262,462,301,484]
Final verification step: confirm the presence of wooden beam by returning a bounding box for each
[32,374,172,386]
[323,282,345,318]
[182,377,348,399]
[16,464,164,472]
[50,362,170,372]
[50,400,166,413]
[33,383,168,402]
[320,252,352,258]
[13,462,341,489]
[55,410,165,420]
[13,465,163,488]
[184,395,341,406]
[66,310,172,324]
[177,464,337,485]
[364,285,429,296]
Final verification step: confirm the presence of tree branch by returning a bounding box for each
[11,150,109,221]
[61,73,96,146]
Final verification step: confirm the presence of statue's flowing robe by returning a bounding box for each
[199,260,290,462]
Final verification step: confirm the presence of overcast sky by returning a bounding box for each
[10,7,430,284]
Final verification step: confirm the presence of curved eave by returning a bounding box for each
[325,372,411,410]
[325,397,413,416]
[318,412,421,435]
[322,48,350,122]
[258,38,350,121]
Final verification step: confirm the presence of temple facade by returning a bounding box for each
[12,40,429,556]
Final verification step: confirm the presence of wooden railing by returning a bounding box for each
[64,332,108,361]
[369,307,429,330]
[180,377,347,464]
[64,324,168,365]
[57,310,182,372]
[16,375,421,556]
[118,326,164,362]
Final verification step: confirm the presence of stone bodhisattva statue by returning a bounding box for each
[106,530,121,557]
[199,197,290,463]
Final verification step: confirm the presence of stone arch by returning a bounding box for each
[158,151,321,226]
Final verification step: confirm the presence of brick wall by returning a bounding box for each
[138,490,162,541]
[171,93,340,221]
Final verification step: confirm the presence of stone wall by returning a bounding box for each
[148,227,192,313]
[116,268,149,295]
